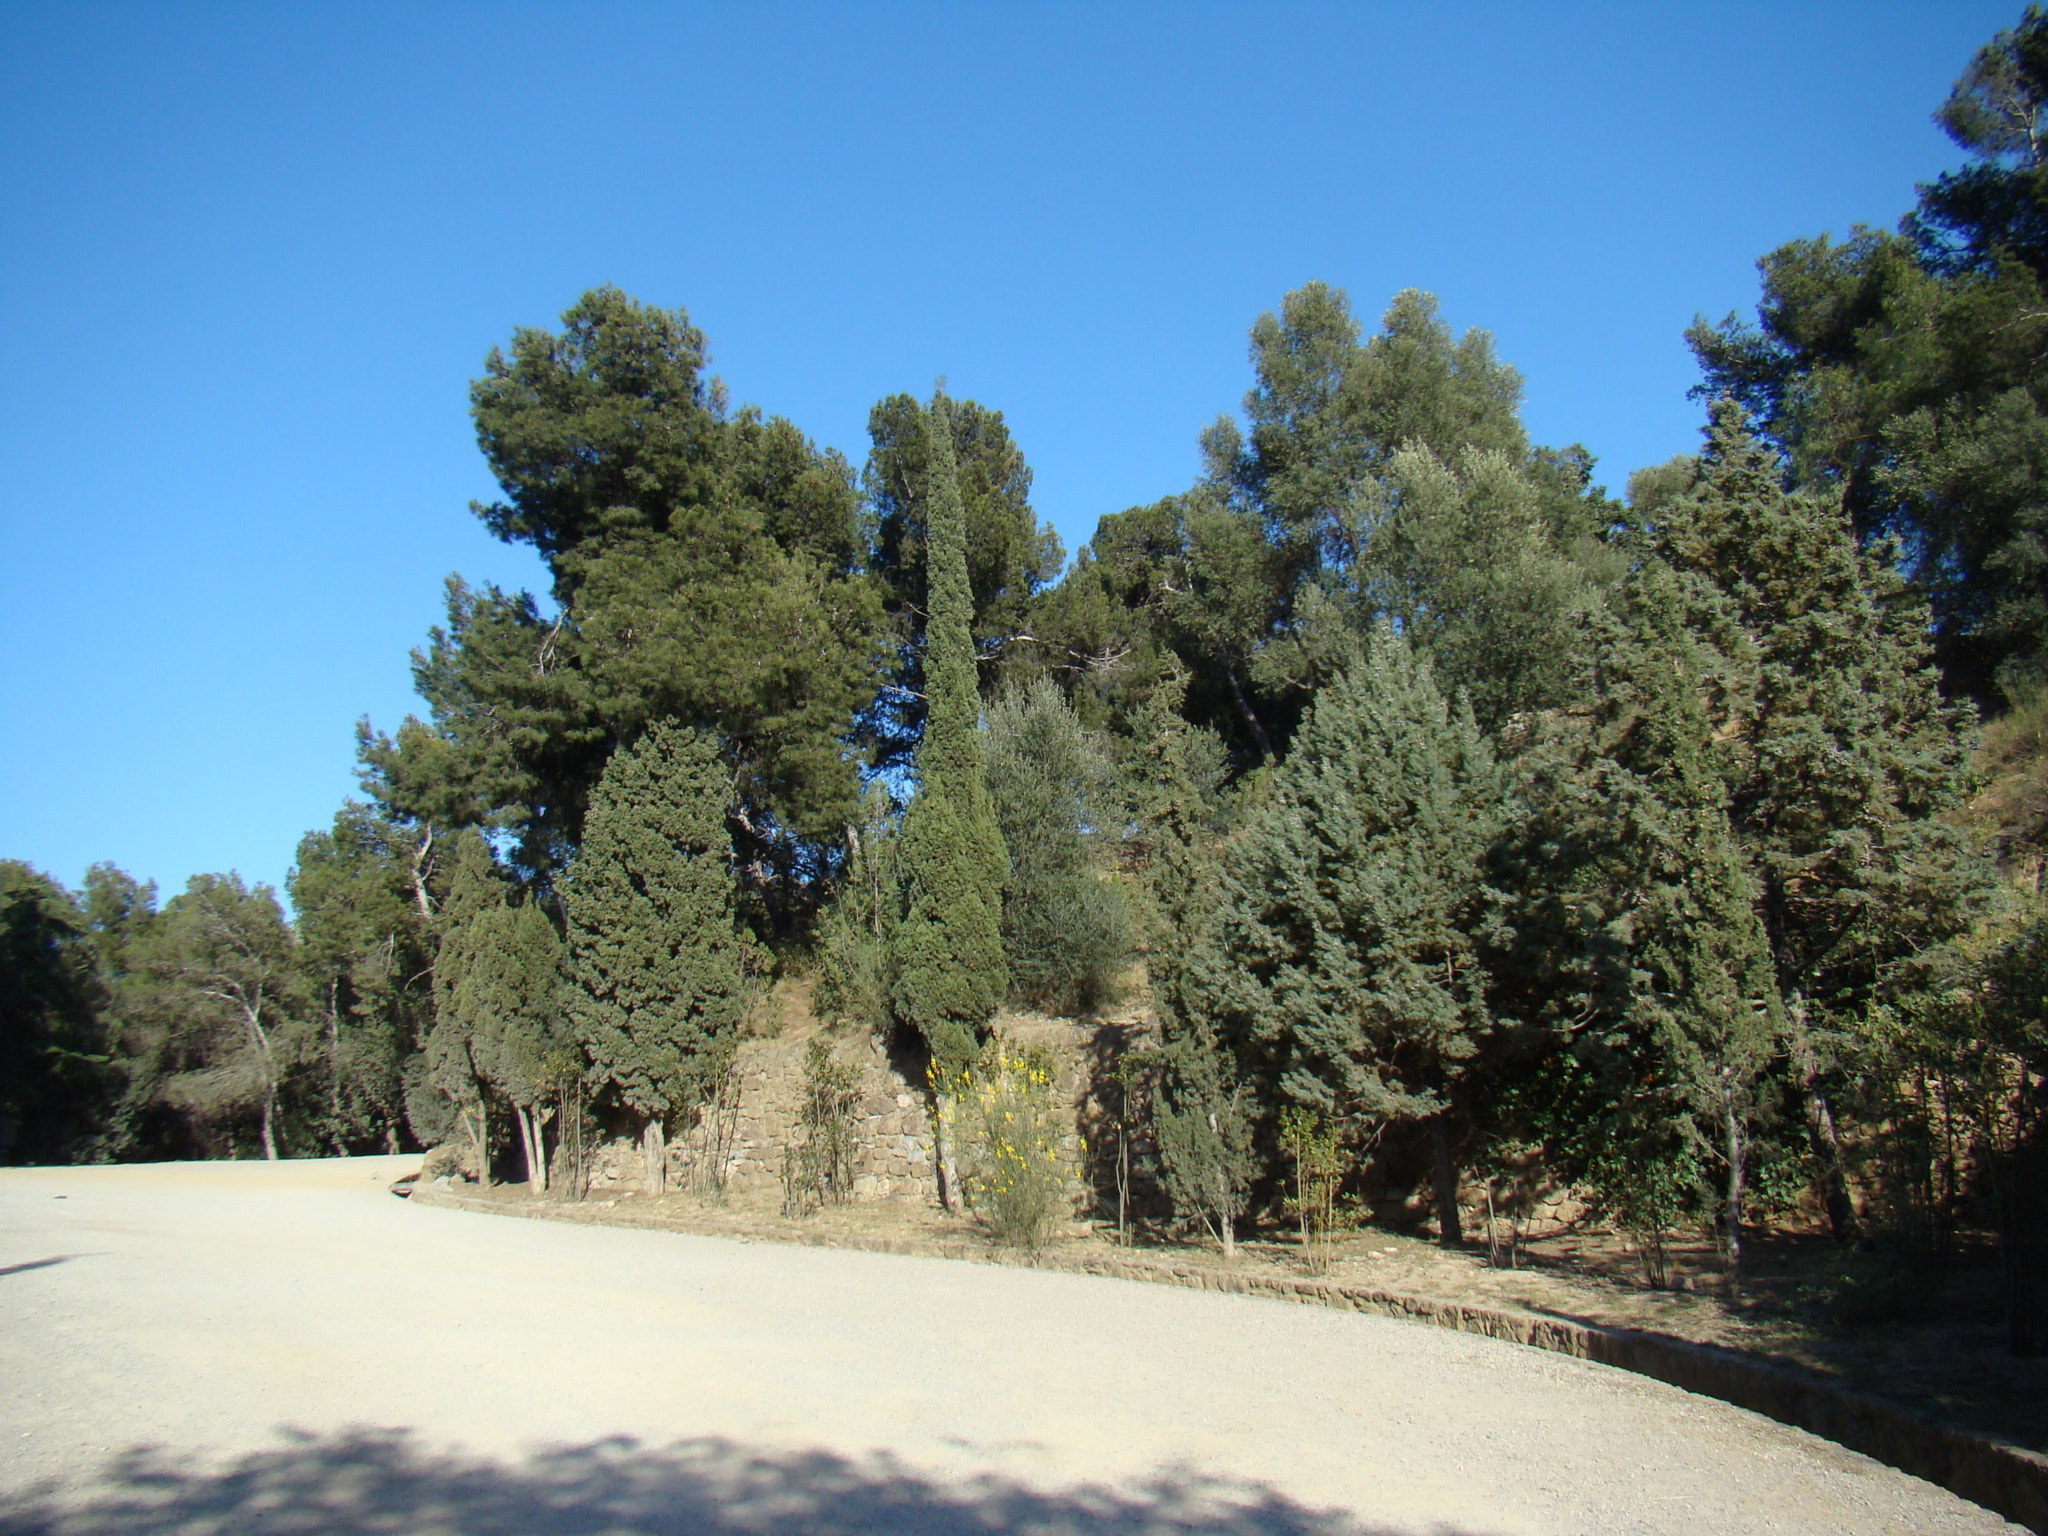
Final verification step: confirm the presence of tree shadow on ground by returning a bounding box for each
[0,1428,1494,1536]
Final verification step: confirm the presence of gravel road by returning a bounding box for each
[0,1157,2020,1535]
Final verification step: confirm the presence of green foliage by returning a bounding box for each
[1690,18,2048,699]
[366,288,886,918]
[1279,1105,1341,1274]
[1372,443,1603,732]
[457,900,566,1116]
[413,832,503,1172]
[1151,1016,1253,1254]
[1586,1128,1705,1290]
[566,721,753,1124]
[780,1035,862,1217]
[813,784,899,1035]
[129,873,310,1161]
[863,391,1063,759]
[0,862,117,1164]
[1115,663,1228,956]
[1515,549,1786,1267]
[890,393,1010,1075]
[1185,624,1502,1137]
[289,804,434,1155]
[1037,281,1609,776]
[984,677,1129,1015]
[944,1035,1073,1250]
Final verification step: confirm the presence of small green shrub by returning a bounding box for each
[1280,1105,1341,1275]
[780,1036,862,1217]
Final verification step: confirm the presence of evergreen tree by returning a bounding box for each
[76,865,166,1159]
[984,677,1128,1016]
[1653,402,1990,1242]
[863,392,1064,760]
[889,392,1010,1211]
[365,287,886,912]
[458,899,567,1194]
[566,720,750,1195]
[1514,555,1787,1278]
[1152,1012,1254,1256]
[0,863,116,1164]
[133,874,309,1161]
[289,804,435,1155]
[414,832,504,1177]
[890,392,1010,1075]
[1690,11,2048,699]
[1373,444,1606,733]
[1182,623,1503,1244]
[1118,662,1228,958]
[813,782,900,1034]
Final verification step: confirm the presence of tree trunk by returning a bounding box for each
[1215,1144,1235,1259]
[1431,1114,1462,1246]
[1785,1002,1858,1245]
[327,980,344,1157]
[408,827,436,923]
[1801,1080,1859,1244]
[469,1101,490,1188]
[259,1092,278,1161]
[1221,659,1277,767]
[642,1118,666,1197]
[516,1105,547,1196]
[2002,1100,2046,1357]
[1723,1099,1747,1289]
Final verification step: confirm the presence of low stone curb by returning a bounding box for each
[403,1182,2048,1533]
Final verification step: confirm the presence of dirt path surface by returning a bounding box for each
[0,1159,2020,1535]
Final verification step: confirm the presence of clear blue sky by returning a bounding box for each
[0,1,2016,906]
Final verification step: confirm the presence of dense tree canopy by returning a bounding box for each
[14,3,2048,1359]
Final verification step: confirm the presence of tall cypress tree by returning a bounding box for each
[566,720,749,1195]
[891,392,1009,1073]
[1180,623,1502,1245]
[890,391,1009,1211]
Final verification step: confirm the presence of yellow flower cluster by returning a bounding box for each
[939,1035,1073,1249]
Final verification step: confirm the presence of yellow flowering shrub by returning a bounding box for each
[937,1035,1074,1250]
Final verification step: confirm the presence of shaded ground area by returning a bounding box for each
[0,1430,1411,1536]
[0,1158,2020,1536]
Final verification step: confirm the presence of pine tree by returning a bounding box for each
[0,863,117,1164]
[1180,623,1502,1245]
[891,392,1010,1073]
[566,720,750,1195]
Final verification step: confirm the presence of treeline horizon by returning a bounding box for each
[7,9,2048,1352]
